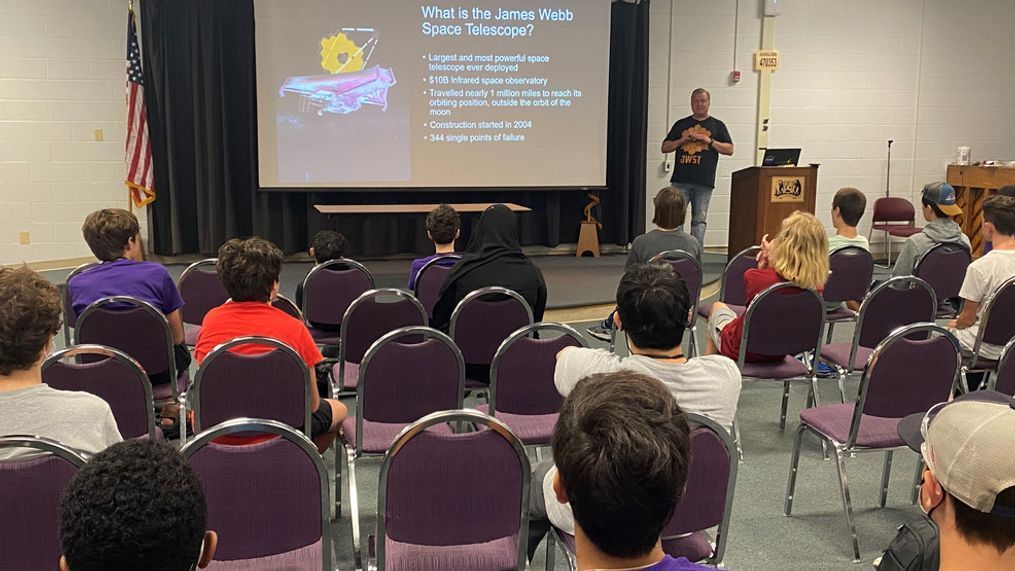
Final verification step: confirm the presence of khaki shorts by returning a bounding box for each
[707,304,738,353]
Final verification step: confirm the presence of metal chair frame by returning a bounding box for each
[488,322,587,417]
[412,253,462,304]
[374,409,531,571]
[180,417,332,571]
[647,249,704,356]
[177,258,224,346]
[717,245,762,304]
[0,435,88,465]
[825,276,937,400]
[75,295,181,402]
[990,336,1015,395]
[188,336,313,445]
[449,287,534,392]
[960,275,1015,392]
[300,258,375,334]
[61,262,99,346]
[823,246,875,342]
[271,293,304,321]
[42,344,157,441]
[785,323,961,562]
[336,288,427,396]
[341,326,465,570]
[913,241,972,318]
[546,413,739,570]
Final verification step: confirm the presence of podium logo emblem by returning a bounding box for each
[771,176,805,203]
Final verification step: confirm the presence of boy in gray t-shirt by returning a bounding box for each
[588,187,701,341]
[0,267,121,460]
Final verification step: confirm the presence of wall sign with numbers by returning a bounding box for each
[754,49,780,72]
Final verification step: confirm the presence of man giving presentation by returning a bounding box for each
[661,88,734,246]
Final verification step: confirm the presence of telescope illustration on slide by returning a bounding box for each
[278,27,396,116]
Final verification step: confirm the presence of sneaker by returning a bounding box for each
[586,324,613,343]
[815,361,838,378]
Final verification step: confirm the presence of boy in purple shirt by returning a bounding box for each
[67,209,188,387]
[407,204,460,289]
[541,371,715,571]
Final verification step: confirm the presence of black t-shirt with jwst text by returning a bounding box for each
[665,115,732,188]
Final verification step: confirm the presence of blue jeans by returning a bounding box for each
[673,183,713,247]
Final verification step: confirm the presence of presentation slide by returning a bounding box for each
[254,0,611,189]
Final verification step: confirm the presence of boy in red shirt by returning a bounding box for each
[705,211,829,362]
[195,237,346,453]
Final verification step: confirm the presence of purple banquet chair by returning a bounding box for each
[332,288,427,397]
[547,413,739,570]
[339,326,465,570]
[182,418,332,571]
[449,286,534,389]
[735,283,826,436]
[959,276,1015,392]
[820,276,937,402]
[993,337,1015,396]
[645,249,704,356]
[870,197,922,266]
[188,337,313,445]
[413,253,461,318]
[301,258,375,346]
[0,436,87,571]
[823,246,875,342]
[913,241,971,318]
[61,261,98,346]
[476,322,587,446]
[785,323,960,562]
[272,293,304,321]
[42,344,159,441]
[696,245,759,321]
[177,258,229,347]
[374,409,530,571]
[75,296,188,427]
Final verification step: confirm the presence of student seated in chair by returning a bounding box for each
[541,371,712,570]
[828,187,869,312]
[294,229,347,311]
[408,203,460,290]
[68,208,190,390]
[0,266,122,460]
[526,264,741,559]
[982,186,1015,255]
[892,182,970,277]
[59,439,218,571]
[588,187,700,342]
[195,237,347,453]
[948,195,1015,382]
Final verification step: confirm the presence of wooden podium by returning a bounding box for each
[728,165,818,255]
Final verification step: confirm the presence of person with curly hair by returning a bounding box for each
[0,266,121,460]
[408,203,461,289]
[59,439,217,571]
[194,237,347,453]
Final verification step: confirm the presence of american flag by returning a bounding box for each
[125,8,155,207]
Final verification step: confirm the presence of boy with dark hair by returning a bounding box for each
[982,185,1015,254]
[408,203,461,289]
[59,439,217,571]
[195,237,347,453]
[527,264,740,557]
[896,392,1015,570]
[547,371,709,570]
[294,229,347,308]
[588,188,700,341]
[892,182,970,277]
[68,208,189,387]
[829,187,869,251]
[0,267,121,459]
[948,195,1015,366]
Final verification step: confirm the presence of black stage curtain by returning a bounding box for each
[141,0,648,257]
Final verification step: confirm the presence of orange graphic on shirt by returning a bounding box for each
[681,124,712,155]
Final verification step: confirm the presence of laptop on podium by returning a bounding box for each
[762,148,802,167]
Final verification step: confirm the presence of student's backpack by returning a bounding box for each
[875,515,940,571]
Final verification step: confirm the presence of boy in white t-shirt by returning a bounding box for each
[829,187,869,252]
[949,196,1015,374]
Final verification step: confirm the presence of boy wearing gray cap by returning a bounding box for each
[892,182,971,277]
[896,392,1015,570]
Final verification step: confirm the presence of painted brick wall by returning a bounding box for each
[648,0,1015,250]
[0,0,134,266]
